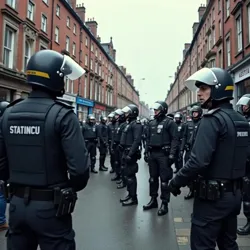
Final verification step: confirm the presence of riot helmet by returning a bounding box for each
[114,108,125,122]
[108,112,116,123]
[152,101,168,119]
[236,94,250,115]
[122,104,139,121]
[100,116,107,124]
[190,105,203,121]
[0,101,10,117]
[86,114,95,124]
[185,67,234,108]
[174,112,183,123]
[167,113,174,120]
[26,50,85,97]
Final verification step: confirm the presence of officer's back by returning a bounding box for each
[0,50,89,250]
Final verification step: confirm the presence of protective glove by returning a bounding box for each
[168,180,181,196]
[144,152,149,163]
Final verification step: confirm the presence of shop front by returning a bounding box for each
[93,103,106,121]
[58,93,77,113]
[76,96,94,122]
[230,57,250,108]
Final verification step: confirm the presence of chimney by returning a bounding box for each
[85,18,98,38]
[198,4,206,22]
[113,49,116,62]
[76,3,85,22]
[67,0,76,9]
[97,36,101,42]
[126,74,132,83]
[184,43,190,50]
[192,22,199,36]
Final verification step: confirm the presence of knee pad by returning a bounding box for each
[91,157,96,161]
[161,182,168,188]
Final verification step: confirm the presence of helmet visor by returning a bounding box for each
[60,55,85,80]
[185,68,218,91]
[152,102,162,110]
[122,106,132,114]
[236,96,250,106]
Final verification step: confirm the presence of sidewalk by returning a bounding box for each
[170,187,250,250]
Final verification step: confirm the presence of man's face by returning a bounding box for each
[154,109,160,116]
[242,105,249,113]
[192,111,199,118]
[197,85,211,104]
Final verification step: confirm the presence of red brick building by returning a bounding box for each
[0,0,143,121]
[166,0,250,114]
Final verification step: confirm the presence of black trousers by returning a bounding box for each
[86,141,97,170]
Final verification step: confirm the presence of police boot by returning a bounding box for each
[91,168,98,174]
[120,194,130,203]
[157,202,168,216]
[237,219,250,235]
[110,168,115,174]
[116,179,122,184]
[122,196,138,206]
[143,197,158,210]
[117,181,126,189]
[184,190,194,200]
[111,174,120,181]
[99,166,108,171]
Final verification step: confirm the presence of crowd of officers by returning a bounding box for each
[1,48,250,250]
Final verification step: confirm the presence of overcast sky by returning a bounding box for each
[76,0,206,107]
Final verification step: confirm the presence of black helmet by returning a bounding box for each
[236,94,250,115]
[185,67,234,108]
[86,114,95,124]
[0,101,10,117]
[26,50,85,96]
[152,101,168,119]
[190,105,203,120]
[174,112,183,123]
[108,112,116,122]
[100,116,107,123]
[166,113,174,120]
[122,104,139,120]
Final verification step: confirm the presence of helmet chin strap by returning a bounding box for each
[201,97,212,109]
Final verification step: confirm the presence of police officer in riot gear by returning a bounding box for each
[120,104,142,206]
[180,105,203,199]
[0,50,89,250]
[111,109,127,184]
[97,116,108,171]
[107,112,116,173]
[82,114,98,173]
[173,112,184,173]
[236,94,250,235]
[168,67,249,250]
[167,113,174,120]
[143,101,178,216]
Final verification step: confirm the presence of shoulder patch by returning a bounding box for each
[55,99,73,109]
[204,107,220,116]
[8,98,24,107]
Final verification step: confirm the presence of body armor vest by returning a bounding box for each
[82,123,97,139]
[98,124,108,141]
[176,123,184,141]
[148,118,171,147]
[108,123,116,140]
[204,109,249,180]
[189,120,201,147]
[2,98,72,187]
[120,120,137,146]
[114,122,126,143]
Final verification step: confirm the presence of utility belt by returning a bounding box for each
[194,178,241,201]
[184,144,191,151]
[4,183,77,217]
[124,147,141,160]
[85,138,98,143]
[148,145,170,155]
[242,176,250,197]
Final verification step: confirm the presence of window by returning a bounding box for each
[7,0,16,8]
[65,77,69,92]
[212,28,215,46]
[72,42,76,56]
[85,55,88,66]
[91,43,94,52]
[3,26,15,69]
[73,24,76,34]
[27,1,34,21]
[210,59,216,68]
[67,17,70,27]
[66,36,70,51]
[218,50,222,68]
[24,40,31,70]
[43,0,48,4]
[84,75,87,98]
[70,80,74,94]
[95,62,98,74]
[219,20,222,36]
[40,45,47,50]
[226,0,230,18]
[55,27,59,43]
[41,14,47,32]
[90,78,93,99]
[56,5,60,16]
[248,5,250,43]
[226,37,231,67]
[218,0,221,12]
[90,59,93,70]
[236,16,242,52]
[85,37,88,47]
[95,49,98,57]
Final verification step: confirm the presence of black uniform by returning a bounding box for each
[1,92,89,250]
[142,122,148,149]
[174,119,184,172]
[108,121,116,173]
[144,115,178,214]
[97,120,108,171]
[82,121,98,173]
[120,118,142,206]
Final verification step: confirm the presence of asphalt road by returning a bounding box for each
[1,154,250,250]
